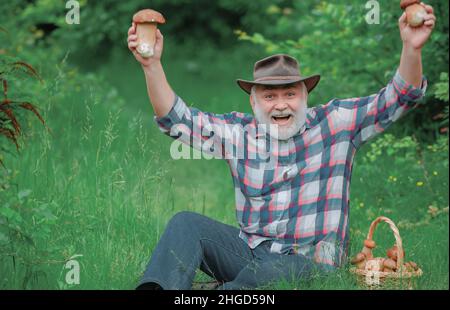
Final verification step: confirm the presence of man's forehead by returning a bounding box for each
[257,82,302,91]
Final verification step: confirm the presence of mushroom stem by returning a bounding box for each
[136,22,157,58]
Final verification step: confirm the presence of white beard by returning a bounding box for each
[253,97,307,141]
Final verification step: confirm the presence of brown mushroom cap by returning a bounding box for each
[133,9,166,24]
[383,258,397,270]
[350,252,366,264]
[386,245,405,261]
[364,239,376,249]
[400,0,420,10]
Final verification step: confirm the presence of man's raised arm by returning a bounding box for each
[128,22,174,117]
[127,22,251,158]
[326,3,435,148]
[398,3,435,88]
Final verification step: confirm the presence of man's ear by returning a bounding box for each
[249,94,255,108]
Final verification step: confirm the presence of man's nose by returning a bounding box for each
[274,101,288,111]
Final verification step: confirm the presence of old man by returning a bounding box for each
[127,3,434,290]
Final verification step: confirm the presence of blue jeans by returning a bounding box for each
[137,211,334,290]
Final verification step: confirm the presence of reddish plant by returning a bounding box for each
[0,60,46,167]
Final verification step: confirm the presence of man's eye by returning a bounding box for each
[265,95,273,99]
[287,92,295,97]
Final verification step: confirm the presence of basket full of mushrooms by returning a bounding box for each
[349,216,423,289]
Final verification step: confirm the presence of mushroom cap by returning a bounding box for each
[406,4,427,27]
[386,245,405,261]
[400,0,420,10]
[133,9,166,24]
[350,252,366,264]
[383,258,397,270]
[364,239,376,249]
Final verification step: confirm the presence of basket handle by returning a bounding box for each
[364,216,404,270]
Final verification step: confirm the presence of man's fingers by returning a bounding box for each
[420,2,434,14]
[128,22,137,35]
[128,41,138,49]
[423,13,436,28]
[156,29,164,41]
[155,29,164,50]
[128,34,137,42]
[398,12,407,25]
[423,13,436,22]
[424,19,435,28]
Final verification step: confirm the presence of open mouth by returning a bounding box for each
[271,115,293,126]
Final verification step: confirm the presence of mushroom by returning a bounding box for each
[400,0,427,27]
[132,9,166,58]
[361,239,376,259]
[386,245,405,262]
[350,252,367,270]
[382,258,397,273]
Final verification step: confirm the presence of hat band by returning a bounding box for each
[254,75,301,82]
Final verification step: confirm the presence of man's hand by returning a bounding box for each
[127,22,164,68]
[399,2,436,50]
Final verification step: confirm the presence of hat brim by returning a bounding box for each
[236,75,321,95]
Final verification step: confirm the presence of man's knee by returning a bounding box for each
[167,211,205,231]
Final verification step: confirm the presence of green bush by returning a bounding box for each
[1,0,289,54]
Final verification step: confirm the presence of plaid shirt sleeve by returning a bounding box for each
[330,69,427,148]
[153,93,250,157]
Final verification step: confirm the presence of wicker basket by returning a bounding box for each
[349,216,423,289]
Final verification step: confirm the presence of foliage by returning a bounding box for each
[1,0,290,54]
[362,134,418,163]
[0,168,61,289]
[435,73,449,102]
[236,0,449,140]
[433,72,449,131]
[2,1,447,139]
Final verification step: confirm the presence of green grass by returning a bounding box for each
[0,43,448,290]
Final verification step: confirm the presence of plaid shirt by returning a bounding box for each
[154,70,427,267]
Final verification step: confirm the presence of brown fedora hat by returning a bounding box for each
[236,54,320,94]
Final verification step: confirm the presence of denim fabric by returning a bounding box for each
[137,211,335,290]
